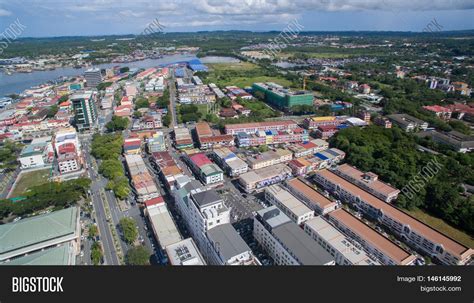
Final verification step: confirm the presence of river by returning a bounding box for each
[0,54,198,96]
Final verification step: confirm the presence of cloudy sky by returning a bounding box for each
[0,0,473,37]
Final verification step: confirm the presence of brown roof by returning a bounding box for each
[199,134,234,144]
[329,209,416,265]
[317,169,472,258]
[195,122,213,138]
[335,164,400,198]
[286,178,336,210]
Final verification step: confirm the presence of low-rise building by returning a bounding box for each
[314,169,474,265]
[19,139,54,169]
[304,216,380,265]
[287,139,328,158]
[388,114,428,132]
[238,164,292,193]
[333,164,400,203]
[303,115,348,130]
[265,184,314,225]
[165,238,206,266]
[212,147,248,177]
[0,207,80,263]
[225,120,298,135]
[253,206,335,265]
[285,178,337,214]
[424,130,474,153]
[174,127,194,149]
[247,148,292,169]
[187,153,224,185]
[328,209,416,265]
[195,122,234,150]
[206,223,260,265]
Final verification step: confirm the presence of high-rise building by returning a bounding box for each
[70,91,98,131]
[84,68,102,88]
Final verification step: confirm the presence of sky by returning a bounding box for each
[0,0,473,37]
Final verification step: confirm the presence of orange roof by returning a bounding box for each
[286,178,336,210]
[317,169,472,259]
[329,209,416,265]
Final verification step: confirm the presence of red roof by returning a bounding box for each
[144,196,164,207]
[423,105,450,113]
[298,141,317,149]
[318,125,338,131]
[58,143,76,154]
[189,153,212,168]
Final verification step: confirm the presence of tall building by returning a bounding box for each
[84,68,102,88]
[70,91,98,131]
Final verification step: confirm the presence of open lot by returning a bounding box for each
[404,208,474,249]
[205,62,293,88]
[9,168,51,198]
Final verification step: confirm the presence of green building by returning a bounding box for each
[252,82,313,109]
[71,91,98,131]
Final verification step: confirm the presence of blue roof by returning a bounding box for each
[175,68,186,77]
[315,152,328,160]
[337,124,350,129]
[324,149,340,157]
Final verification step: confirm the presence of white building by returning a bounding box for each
[165,238,206,265]
[212,147,248,177]
[205,223,259,265]
[253,206,335,265]
[84,68,102,88]
[265,184,314,225]
[173,183,231,258]
[304,216,380,265]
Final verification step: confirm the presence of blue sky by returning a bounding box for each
[0,0,473,37]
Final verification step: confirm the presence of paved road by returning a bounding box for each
[82,137,121,265]
[168,68,178,128]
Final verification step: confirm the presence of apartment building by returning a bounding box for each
[165,238,206,266]
[327,209,416,265]
[314,169,474,265]
[333,164,400,203]
[195,122,234,150]
[285,178,337,215]
[265,184,314,225]
[304,216,380,265]
[253,206,335,265]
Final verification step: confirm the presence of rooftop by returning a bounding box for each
[318,169,471,259]
[286,178,336,210]
[206,223,252,261]
[191,189,223,208]
[165,238,206,266]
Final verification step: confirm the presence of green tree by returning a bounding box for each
[106,115,129,132]
[91,241,103,265]
[88,224,98,239]
[119,217,138,244]
[125,245,150,265]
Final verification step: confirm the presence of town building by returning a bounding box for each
[253,206,335,265]
[238,164,292,193]
[422,130,474,153]
[423,105,452,120]
[19,138,54,169]
[246,149,292,170]
[387,114,428,132]
[328,209,416,265]
[303,116,348,130]
[333,164,400,203]
[212,147,248,177]
[252,82,313,109]
[84,68,102,88]
[287,139,329,158]
[173,127,194,149]
[187,153,224,185]
[225,120,298,135]
[0,207,80,263]
[265,184,314,225]
[144,197,182,252]
[285,178,337,214]
[165,238,206,266]
[235,128,309,147]
[70,91,98,131]
[304,216,380,265]
[124,154,160,202]
[195,122,234,150]
[314,169,474,265]
[206,223,260,265]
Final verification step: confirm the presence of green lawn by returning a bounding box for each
[205,62,293,88]
[404,208,474,249]
[10,168,51,198]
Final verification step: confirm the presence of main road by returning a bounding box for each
[81,136,121,265]
[168,68,178,128]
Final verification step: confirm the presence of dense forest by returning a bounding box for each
[330,126,474,235]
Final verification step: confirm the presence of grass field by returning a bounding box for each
[205,62,293,88]
[404,208,474,248]
[10,168,50,198]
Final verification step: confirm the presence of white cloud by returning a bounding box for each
[0,8,11,16]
